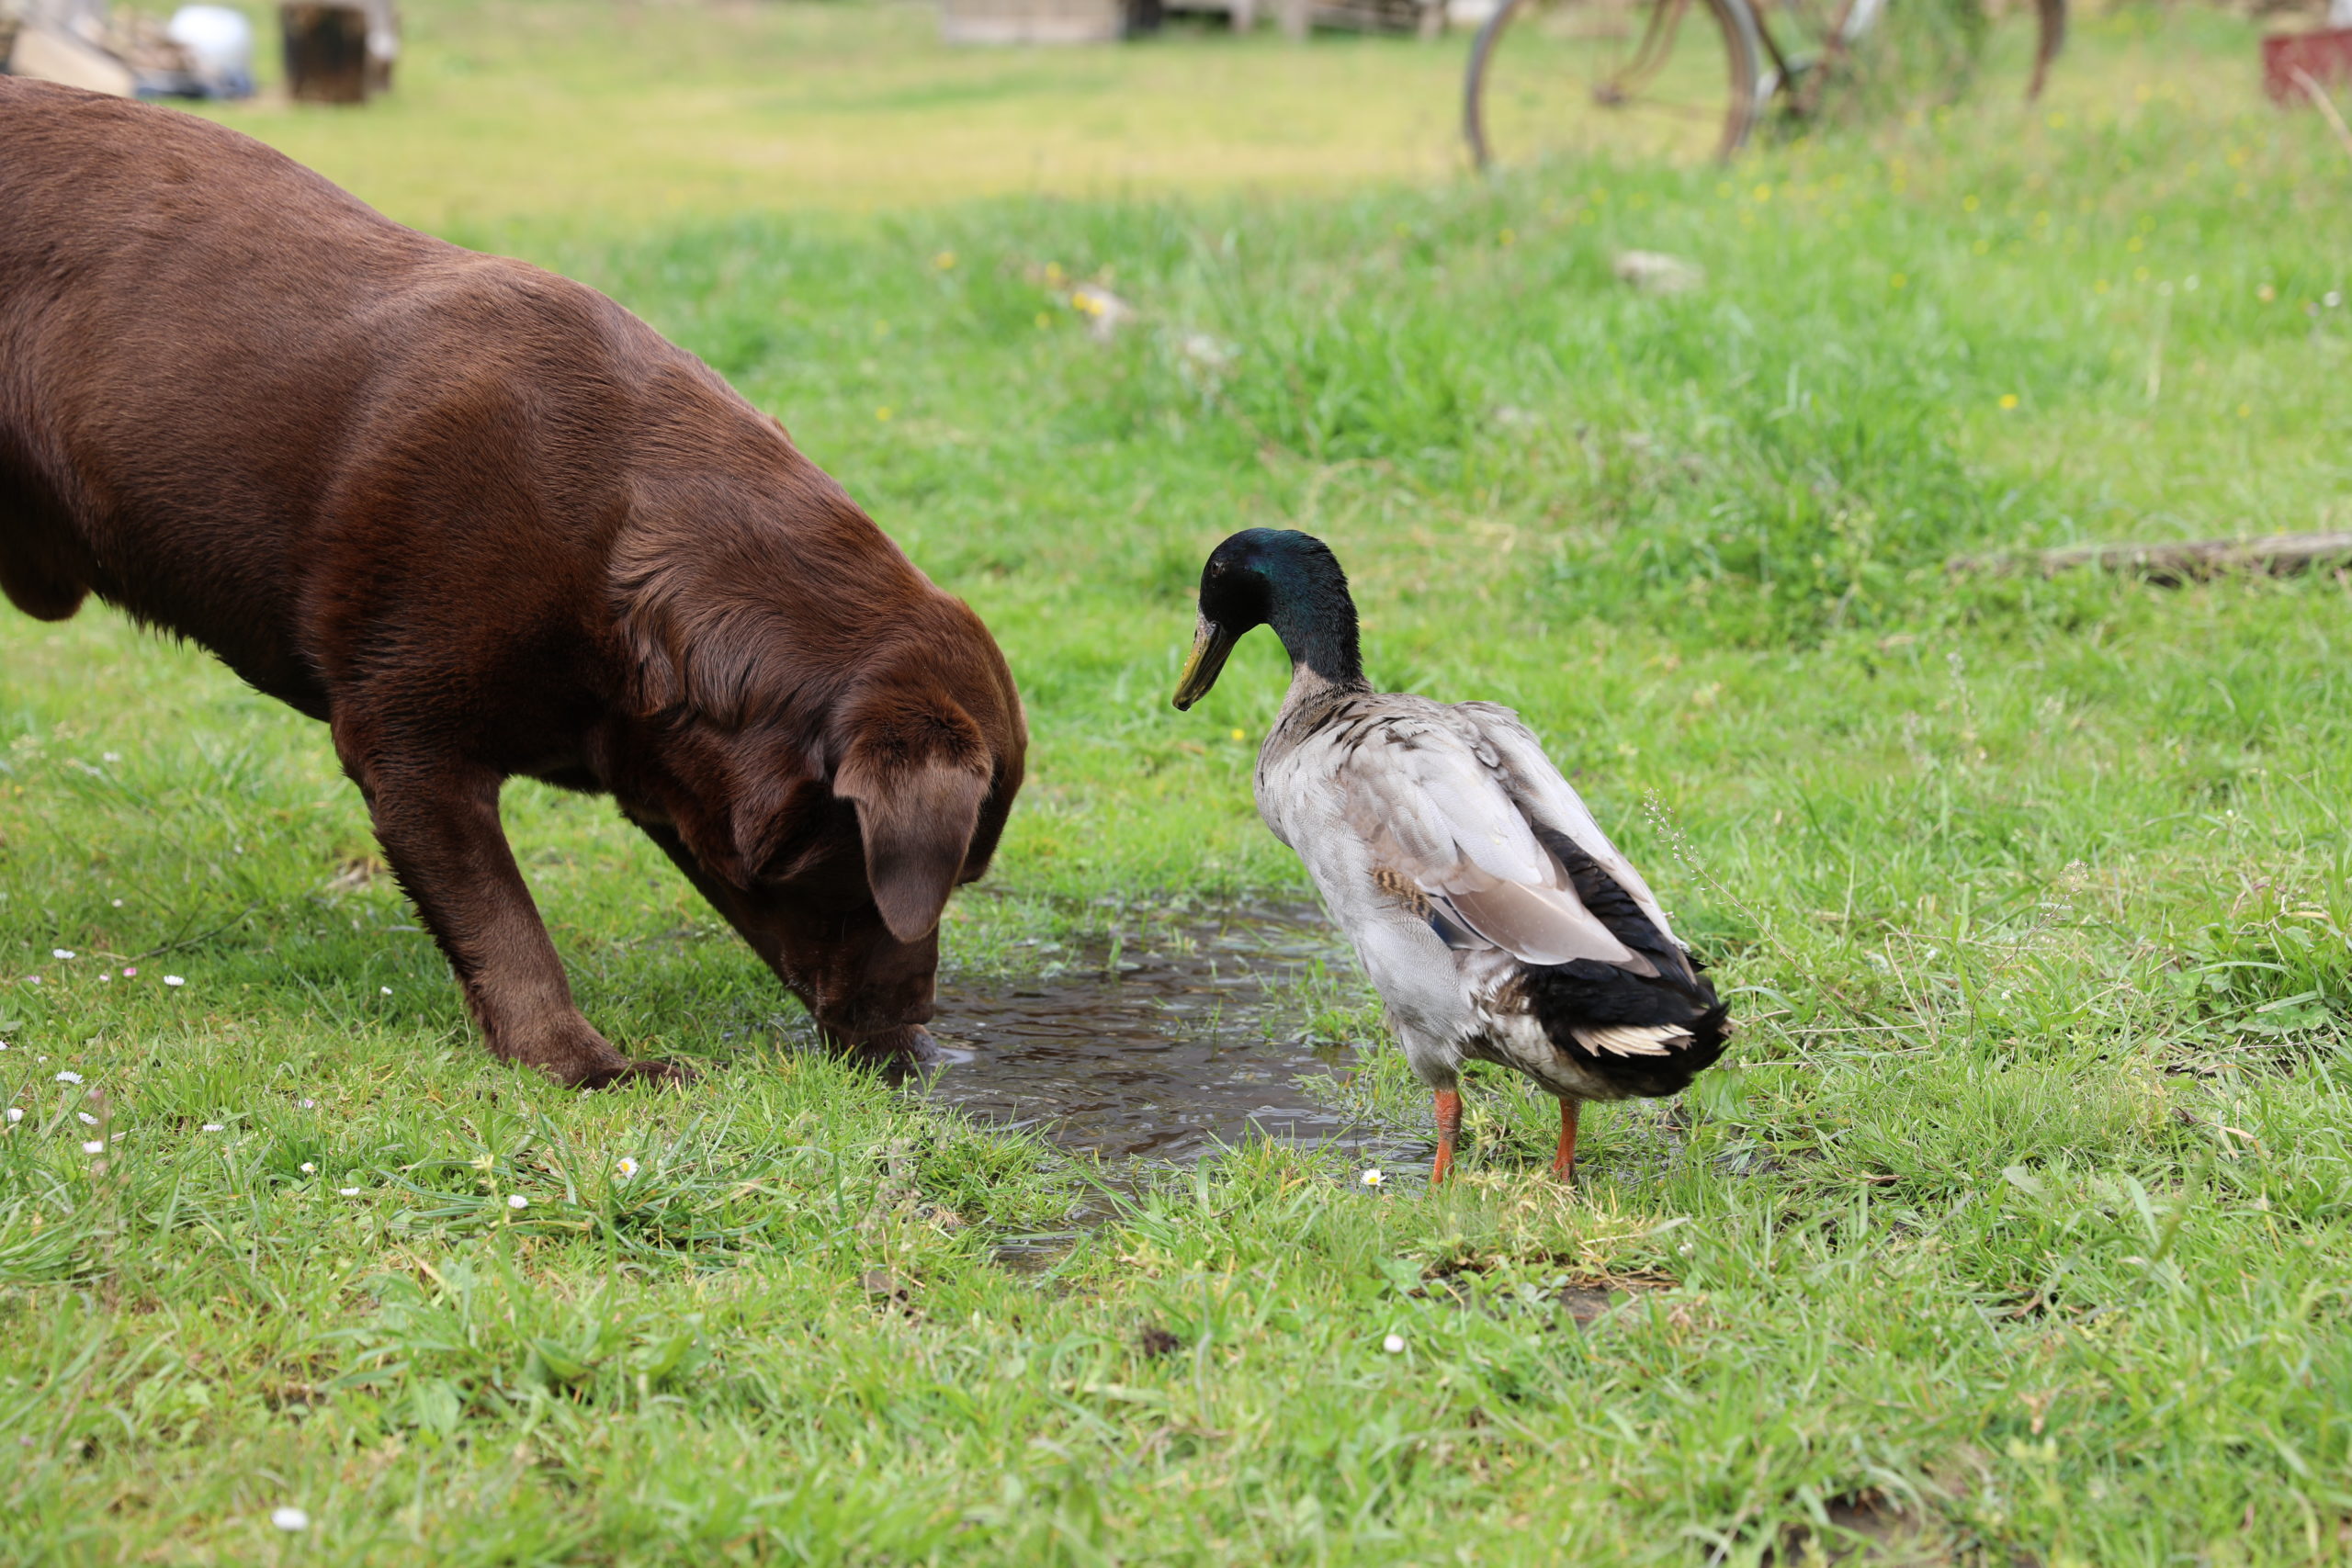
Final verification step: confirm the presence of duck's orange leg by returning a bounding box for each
[1553,1099,1580,1183]
[1430,1089,1463,1184]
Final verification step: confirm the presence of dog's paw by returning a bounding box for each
[574,1057,698,1091]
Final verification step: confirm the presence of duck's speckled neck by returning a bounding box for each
[1276,658,1365,721]
[1269,669,1371,758]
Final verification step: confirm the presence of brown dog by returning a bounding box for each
[0,80,1025,1086]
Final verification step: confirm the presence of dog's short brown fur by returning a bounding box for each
[0,80,1025,1085]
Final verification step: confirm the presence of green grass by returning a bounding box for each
[8,3,2352,1561]
[199,0,1489,220]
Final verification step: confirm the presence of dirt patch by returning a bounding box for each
[1413,1253,1679,1327]
[861,1267,920,1319]
[1774,1491,1958,1566]
[1554,1279,1661,1326]
[1136,1325,1184,1358]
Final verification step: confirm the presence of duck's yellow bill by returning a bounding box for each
[1171,618,1237,711]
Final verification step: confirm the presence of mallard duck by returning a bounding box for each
[1171,528,1730,1184]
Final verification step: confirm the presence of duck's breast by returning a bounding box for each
[1258,737,1477,1047]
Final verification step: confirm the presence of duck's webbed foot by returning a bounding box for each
[1430,1088,1464,1184]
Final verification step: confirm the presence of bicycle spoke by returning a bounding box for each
[1465,0,1762,166]
[1614,96,1747,121]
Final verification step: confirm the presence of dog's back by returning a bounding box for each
[18,85,630,691]
[1,78,436,667]
[0,79,818,716]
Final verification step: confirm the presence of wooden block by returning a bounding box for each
[6,22,136,96]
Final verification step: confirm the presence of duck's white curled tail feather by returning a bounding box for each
[1570,1022,1691,1057]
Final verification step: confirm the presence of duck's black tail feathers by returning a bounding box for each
[1520,825,1732,1099]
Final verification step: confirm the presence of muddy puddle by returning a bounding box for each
[917,905,1421,1171]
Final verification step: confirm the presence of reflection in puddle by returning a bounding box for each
[921,905,1420,1170]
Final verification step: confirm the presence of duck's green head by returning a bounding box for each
[1172,528,1362,711]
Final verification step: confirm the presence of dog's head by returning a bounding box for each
[826,638,1022,942]
[607,491,1024,1043]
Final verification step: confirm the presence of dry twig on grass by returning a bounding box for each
[1951,531,2352,583]
[2292,66,2352,164]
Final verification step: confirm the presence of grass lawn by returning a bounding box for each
[7,2,2352,1561]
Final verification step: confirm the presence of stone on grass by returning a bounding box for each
[1612,250,1704,295]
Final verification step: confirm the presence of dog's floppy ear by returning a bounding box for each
[832,753,991,942]
[832,679,992,942]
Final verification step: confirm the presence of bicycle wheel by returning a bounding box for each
[1464,0,1766,169]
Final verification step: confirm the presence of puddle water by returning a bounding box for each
[920,905,1422,1170]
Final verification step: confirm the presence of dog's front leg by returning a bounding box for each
[338,740,684,1089]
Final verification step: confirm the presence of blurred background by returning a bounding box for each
[0,0,2332,219]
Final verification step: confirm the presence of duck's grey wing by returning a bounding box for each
[1328,710,1644,969]
[1453,700,1688,958]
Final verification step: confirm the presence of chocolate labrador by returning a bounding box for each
[0,80,1025,1085]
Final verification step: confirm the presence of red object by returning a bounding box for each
[2264,28,2352,106]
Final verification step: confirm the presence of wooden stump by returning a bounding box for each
[280,2,369,104]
